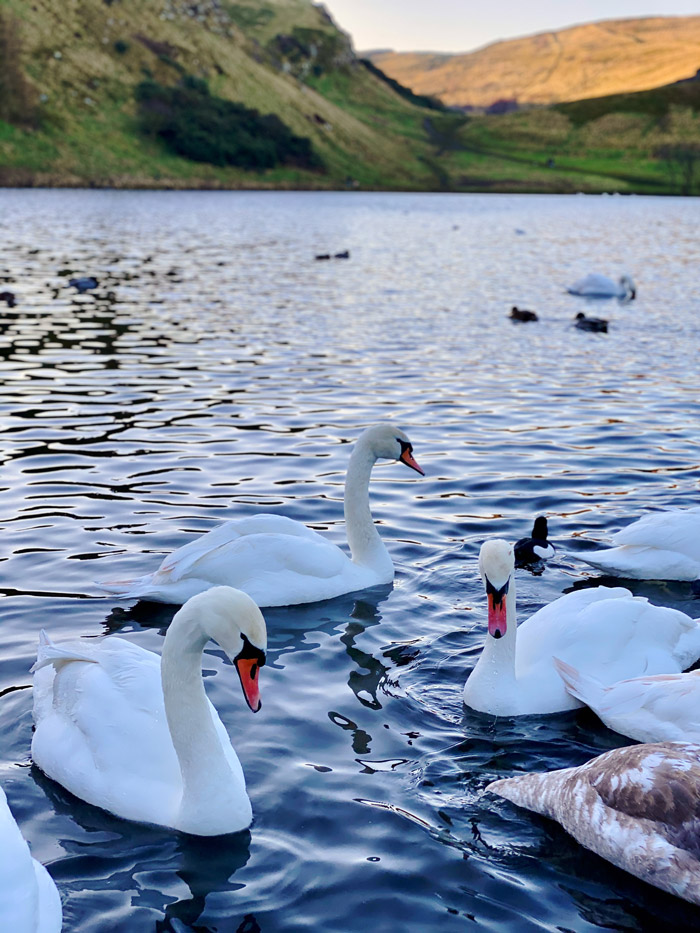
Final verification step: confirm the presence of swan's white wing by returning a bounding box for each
[580,545,700,581]
[158,516,328,582]
[0,786,62,933]
[517,587,699,682]
[598,671,700,742]
[32,638,183,825]
[611,508,700,561]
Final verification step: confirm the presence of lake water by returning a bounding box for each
[2,189,700,932]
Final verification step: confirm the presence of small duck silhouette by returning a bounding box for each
[514,516,555,567]
[575,312,608,333]
[69,276,99,293]
[510,306,538,322]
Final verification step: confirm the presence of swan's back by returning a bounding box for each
[516,586,700,689]
[488,742,700,906]
[612,508,700,560]
[32,637,183,821]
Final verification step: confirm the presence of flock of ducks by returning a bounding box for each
[7,419,700,929]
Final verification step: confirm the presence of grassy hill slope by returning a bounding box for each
[434,74,700,194]
[369,16,700,109]
[0,0,442,189]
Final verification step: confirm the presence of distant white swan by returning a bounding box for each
[567,273,636,300]
[0,785,62,932]
[578,507,700,581]
[555,658,700,743]
[99,424,424,607]
[462,539,700,715]
[488,742,700,906]
[32,586,267,836]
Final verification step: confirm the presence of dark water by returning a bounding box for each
[2,190,700,932]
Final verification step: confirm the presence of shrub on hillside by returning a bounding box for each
[0,12,38,126]
[135,76,322,170]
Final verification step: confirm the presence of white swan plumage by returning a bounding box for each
[579,506,700,581]
[32,586,267,836]
[567,273,636,299]
[555,658,700,743]
[462,539,700,716]
[0,785,62,933]
[99,424,424,606]
[488,742,700,906]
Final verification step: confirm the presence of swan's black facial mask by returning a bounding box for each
[235,634,266,712]
[397,439,424,475]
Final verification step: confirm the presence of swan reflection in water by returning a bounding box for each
[31,766,254,930]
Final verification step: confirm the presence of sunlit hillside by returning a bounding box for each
[369,16,700,109]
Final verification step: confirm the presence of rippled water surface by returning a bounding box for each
[2,190,700,932]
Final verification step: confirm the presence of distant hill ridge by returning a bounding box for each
[368,15,700,109]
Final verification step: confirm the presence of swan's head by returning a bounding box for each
[361,424,424,475]
[186,586,267,712]
[619,275,636,300]
[478,540,514,639]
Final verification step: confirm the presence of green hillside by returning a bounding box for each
[0,0,443,189]
[1,0,700,193]
[441,75,700,194]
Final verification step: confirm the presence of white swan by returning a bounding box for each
[462,539,700,715]
[32,586,267,836]
[579,506,700,581]
[0,785,62,933]
[567,273,636,300]
[555,658,700,743]
[99,424,424,607]
[488,742,700,906]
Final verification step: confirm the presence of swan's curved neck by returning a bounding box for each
[466,580,518,708]
[344,437,392,572]
[161,613,246,833]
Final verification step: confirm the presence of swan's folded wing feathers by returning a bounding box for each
[612,510,700,561]
[158,516,329,582]
[518,591,697,682]
[34,639,181,794]
[160,531,348,592]
[585,743,700,831]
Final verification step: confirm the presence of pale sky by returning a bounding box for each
[322,1,700,53]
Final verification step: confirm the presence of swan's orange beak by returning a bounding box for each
[400,448,424,475]
[236,657,262,712]
[487,590,508,639]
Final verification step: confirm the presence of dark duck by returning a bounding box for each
[514,516,555,567]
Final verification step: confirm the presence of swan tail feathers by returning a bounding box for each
[96,573,158,598]
[553,657,606,710]
[32,631,98,672]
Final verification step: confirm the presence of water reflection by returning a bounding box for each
[33,766,253,930]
